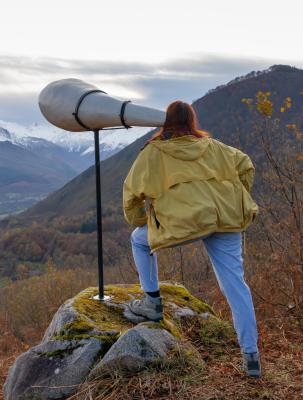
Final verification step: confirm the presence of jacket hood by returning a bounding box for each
[149,135,211,161]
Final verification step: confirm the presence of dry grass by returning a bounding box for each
[0,318,27,400]
[54,314,303,400]
[66,338,207,400]
[1,272,303,400]
[1,316,303,400]
[0,268,97,344]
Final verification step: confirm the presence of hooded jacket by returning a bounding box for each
[123,134,259,253]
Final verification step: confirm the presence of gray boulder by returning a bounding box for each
[42,299,78,343]
[4,282,217,400]
[4,338,103,400]
[90,322,177,376]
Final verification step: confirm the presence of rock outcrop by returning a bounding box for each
[4,281,224,400]
[4,338,103,400]
[90,322,177,376]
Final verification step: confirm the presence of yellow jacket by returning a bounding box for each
[123,135,259,253]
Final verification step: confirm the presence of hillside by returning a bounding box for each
[14,131,156,222]
[0,139,87,216]
[193,64,303,146]
[0,123,149,216]
[11,64,303,224]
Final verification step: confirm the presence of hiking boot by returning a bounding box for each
[128,293,164,322]
[242,351,262,378]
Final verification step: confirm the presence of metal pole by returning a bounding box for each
[92,129,111,301]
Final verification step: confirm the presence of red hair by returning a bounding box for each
[150,100,211,141]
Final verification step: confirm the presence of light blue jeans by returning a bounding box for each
[130,224,259,353]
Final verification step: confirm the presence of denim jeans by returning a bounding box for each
[130,224,259,353]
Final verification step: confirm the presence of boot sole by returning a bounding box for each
[246,371,262,378]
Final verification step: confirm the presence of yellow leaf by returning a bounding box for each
[297,153,303,160]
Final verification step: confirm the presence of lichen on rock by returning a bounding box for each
[49,281,216,343]
[159,282,215,315]
[4,281,229,400]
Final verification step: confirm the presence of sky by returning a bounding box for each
[0,0,303,125]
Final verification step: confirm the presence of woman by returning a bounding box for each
[123,100,261,377]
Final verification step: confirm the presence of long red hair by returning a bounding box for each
[150,100,211,141]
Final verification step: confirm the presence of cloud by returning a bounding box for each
[0,93,41,124]
[0,53,301,124]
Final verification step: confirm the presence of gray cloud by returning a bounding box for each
[0,93,41,124]
[0,53,302,124]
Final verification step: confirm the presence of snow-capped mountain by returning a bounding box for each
[0,120,151,217]
[0,127,11,141]
[0,120,149,157]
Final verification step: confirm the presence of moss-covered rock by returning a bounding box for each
[159,282,214,315]
[4,281,233,400]
[46,281,216,343]
[89,323,178,376]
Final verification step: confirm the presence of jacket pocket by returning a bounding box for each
[241,186,255,225]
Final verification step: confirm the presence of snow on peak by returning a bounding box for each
[0,127,12,142]
[0,120,150,154]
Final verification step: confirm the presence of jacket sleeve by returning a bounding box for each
[123,150,149,227]
[235,149,256,193]
[123,181,147,227]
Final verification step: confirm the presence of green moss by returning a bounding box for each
[159,317,182,339]
[39,344,83,359]
[61,319,95,334]
[54,333,91,341]
[159,283,215,316]
[54,332,120,342]
[53,283,218,353]
[45,349,71,358]
[52,285,156,342]
[197,315,237,347]
[173,312,238,360]
[103,284,143,303]
[71,287,135,332]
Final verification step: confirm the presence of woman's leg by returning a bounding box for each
[130,224,160,292]
[202,231,259,353]
[129,225,163,321]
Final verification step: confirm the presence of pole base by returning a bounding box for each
[91,294,112,301]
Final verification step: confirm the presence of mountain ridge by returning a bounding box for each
[0,120,149,156]
[205,64,303,97]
